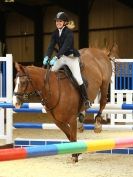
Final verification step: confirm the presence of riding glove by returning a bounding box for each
[50,56,58,66]
[43,56,49,65]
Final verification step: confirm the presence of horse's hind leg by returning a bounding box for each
[94,82,109,133]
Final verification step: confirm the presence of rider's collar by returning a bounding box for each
[58,26,65,36]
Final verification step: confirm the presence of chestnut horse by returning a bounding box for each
[13,48,112,162]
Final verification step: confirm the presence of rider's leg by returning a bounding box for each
[79,83,91,108]
[64,56,91,108]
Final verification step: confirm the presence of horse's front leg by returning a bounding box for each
[69,115,81,163]
[53,114,80,163]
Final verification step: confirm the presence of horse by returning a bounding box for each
[13,47,112,162]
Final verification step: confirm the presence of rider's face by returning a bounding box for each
[56,20,65,29]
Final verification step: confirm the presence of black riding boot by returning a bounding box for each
[79,84,91,109]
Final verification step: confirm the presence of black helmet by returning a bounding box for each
[55,12,68,22]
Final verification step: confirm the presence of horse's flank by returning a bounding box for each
[79,48,112,102]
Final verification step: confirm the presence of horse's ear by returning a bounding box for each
[14,62,19,71]
[15,62,25,72]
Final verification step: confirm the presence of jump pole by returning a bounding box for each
[0,102,133,114]
[14,138,133,155]
[13,123,133,131]
[0,137,133,161]
[0,102,133,110]
[12,108,133,113]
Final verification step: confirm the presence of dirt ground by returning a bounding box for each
[0,112,133,177]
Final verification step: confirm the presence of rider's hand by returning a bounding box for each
[50,56,58,66]
[43,56,49,65]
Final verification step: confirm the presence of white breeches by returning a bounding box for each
[51,55,83,85]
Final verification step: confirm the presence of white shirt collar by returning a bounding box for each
[58,26,65,36]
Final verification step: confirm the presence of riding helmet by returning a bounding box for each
[55,12,69,22]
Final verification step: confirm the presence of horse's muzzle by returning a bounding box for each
[12,94,23,109]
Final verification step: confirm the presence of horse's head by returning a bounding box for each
[13,62,36,108]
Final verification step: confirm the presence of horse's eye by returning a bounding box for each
[20,81,26,86]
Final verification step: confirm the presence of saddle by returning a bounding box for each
[44,61,88,91]
[58,62,88,89]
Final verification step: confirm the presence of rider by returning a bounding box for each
[43,11,91,108]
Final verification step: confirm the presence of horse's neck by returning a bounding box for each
[29,67,46,90]
[31,67,57,90]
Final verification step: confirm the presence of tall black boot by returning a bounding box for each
[79,84,91,109]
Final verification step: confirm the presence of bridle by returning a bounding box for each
[13,72,39,102]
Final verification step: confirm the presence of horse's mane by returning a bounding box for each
[26,65,43,70]
[25,65,47,73]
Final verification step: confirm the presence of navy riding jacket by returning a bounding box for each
[46,27,80,58]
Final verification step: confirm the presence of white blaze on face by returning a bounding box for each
[13,77,20,107]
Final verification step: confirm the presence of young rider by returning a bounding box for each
[43,11,91,108]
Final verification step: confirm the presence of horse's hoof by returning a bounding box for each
[71,153,81,163]
[94,123,102,133]
[78,128,84,133]
[67,157,78,163]
[77,122,84,133]
[94,128,102,133]
[71,157,78,163]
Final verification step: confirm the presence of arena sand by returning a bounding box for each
[0,113,133,177]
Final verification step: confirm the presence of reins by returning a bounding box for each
[42,67,62,111]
